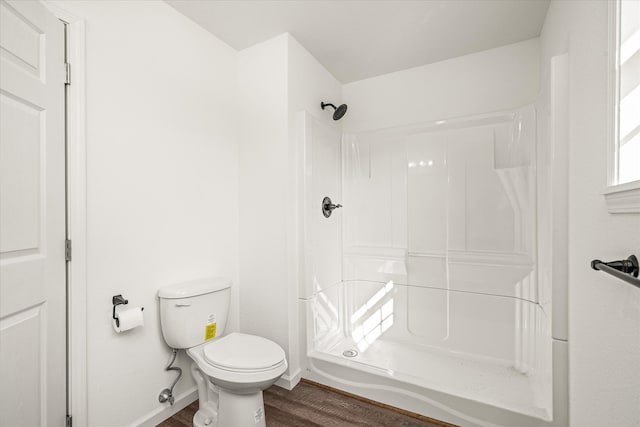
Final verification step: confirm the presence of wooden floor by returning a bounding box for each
[157,380,451,427]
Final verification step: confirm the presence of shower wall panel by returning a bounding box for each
[341,107,540,365]
[300,112,343,298]
[343,107,537,301]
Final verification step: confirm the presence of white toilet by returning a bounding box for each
[158,278,287,427]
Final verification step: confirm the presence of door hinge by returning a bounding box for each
[65,239,72,262]
[66,415,72,427]
[64,62,71,85]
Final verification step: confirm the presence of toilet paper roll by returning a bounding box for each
[112,306,144,333]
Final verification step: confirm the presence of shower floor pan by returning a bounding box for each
[309,336,551,423]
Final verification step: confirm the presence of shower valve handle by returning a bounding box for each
[322,196,342,218]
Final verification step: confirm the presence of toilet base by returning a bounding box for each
[190,361,268,427]
[186,342,285,427]
[218,387,266,427]
[193,401,217,427]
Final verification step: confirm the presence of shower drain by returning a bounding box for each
[342,349,358,358]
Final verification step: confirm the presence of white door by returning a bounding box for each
[0,1,67,426]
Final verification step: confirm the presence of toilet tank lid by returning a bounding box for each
[158,277,232,299]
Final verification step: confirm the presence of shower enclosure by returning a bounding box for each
[298,106,557,427]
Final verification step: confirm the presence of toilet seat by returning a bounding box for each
[204,332,286,373]
[187,333,288,387]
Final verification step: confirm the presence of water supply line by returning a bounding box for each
[158,348,182,405]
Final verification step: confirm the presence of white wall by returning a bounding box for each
[56,2,239,426]
[287,36,342,124]
[540,2,640,426]
[237,34,290,376]
[342,38,540,132]
[238,33,341,387]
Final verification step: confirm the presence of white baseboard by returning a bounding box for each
[132,387,198,427]
[275,368,302,391]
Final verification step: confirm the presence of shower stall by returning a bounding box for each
[298,105,560,427]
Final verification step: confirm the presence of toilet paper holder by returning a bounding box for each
[112,294,144,327]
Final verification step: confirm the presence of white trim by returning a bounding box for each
[549,53,570,341]
[44,2,89,426]
[604,0,640,213]
[606,0,640,201]
[606,0,621,189]
[132,387,198,427]
[604,180,640,213]
[66,21,89,426]
[275,368,302,391]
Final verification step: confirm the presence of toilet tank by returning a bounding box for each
[158,277,231,349]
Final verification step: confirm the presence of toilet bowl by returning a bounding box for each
[188,333,287,427]
[158,278,287,427]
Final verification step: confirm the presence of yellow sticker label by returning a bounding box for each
[204,323,217,341]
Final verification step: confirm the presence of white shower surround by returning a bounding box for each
[299,106,558,426]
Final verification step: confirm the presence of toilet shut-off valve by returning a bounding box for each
[159,348,182,405]
[158,388,173,405]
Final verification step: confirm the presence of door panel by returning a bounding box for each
[0,1,66,426]
[0,94,42,252]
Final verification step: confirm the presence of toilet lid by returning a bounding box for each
[204,333,285,372]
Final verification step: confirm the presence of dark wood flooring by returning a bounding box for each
[157,380,453,427]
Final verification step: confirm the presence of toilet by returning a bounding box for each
[158,278,287,427]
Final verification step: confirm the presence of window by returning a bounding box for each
[605,0,640,213]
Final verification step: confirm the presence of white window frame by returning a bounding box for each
[604,0,640,213]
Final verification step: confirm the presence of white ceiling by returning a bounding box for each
[166,0,550,83]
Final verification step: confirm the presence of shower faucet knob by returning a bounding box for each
[322,196,342,218]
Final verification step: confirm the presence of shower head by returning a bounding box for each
[321,102,348,121]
